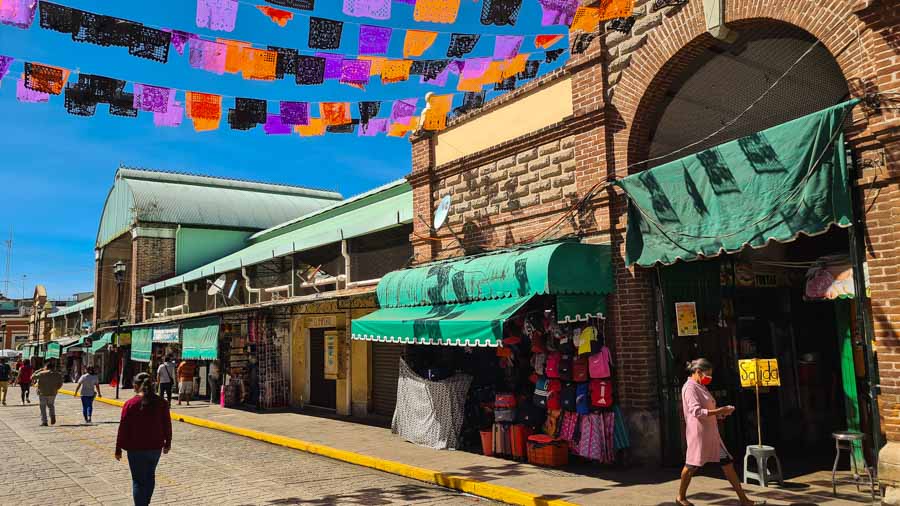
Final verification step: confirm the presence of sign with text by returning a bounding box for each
[675,302,699,336]
[738,358,781,388]
[324,330,339,380]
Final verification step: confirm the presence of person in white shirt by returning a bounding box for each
[74,366,101,423]
[156,356,176,404]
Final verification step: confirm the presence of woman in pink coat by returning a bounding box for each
[677,359,761,506]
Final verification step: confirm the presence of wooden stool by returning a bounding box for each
[831,431,876,499]
[743,445,784,487]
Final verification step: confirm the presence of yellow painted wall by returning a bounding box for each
[434,77,573,166]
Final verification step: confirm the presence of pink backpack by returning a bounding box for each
[590,379,613,408]
[589,346,612,379]
[546,352,561,378]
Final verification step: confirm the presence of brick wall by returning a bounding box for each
[130,232,176,323]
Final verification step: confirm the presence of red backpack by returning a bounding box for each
[590,379,613,408]
[572,356,589,382]
[546,352,561,378]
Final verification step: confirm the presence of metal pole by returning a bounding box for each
[755,377,762,448]
[115,277,122,400]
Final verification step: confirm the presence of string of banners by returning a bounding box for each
[18,2,575,90]
[0,56,503,137]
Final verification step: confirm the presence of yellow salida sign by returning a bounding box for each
[738,358,781,388]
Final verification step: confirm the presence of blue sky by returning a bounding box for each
[0,0,567,300]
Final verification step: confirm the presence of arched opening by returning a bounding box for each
[630,20,850,172]
[626,20,877,483]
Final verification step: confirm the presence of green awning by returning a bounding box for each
[131,328,153,363]
[64,333,97,352]
[556,295,607,323]
[352,296,532,346]
[46,342,61,359]
[181,317,220,360]
[22,344,33,360]
[352,242,614,347]
[376,241,613,307]
[34,345,45,359]
[91,332,113,353]
[616,100,858,267]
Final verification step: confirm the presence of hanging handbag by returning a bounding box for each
[572,356,589,382]
[545,352,561,378]
[558,354,573,381]
[590,379,613,408]
[576,382,591,415]
[561,382,577,412]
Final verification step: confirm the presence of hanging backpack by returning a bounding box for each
[561,382,577,412]
[590,379,613,408]
[589,346,612,379]
[558,354,573,381]
[531,353,547,376]
[576,383,591,415]
[572,356,589,382]
[533,377,550,408]
[546,352,561,378]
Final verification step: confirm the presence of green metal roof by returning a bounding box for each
[375,241,614,308]
[97,168,344,248]
[142,179,413,294]
[50,297,94,319]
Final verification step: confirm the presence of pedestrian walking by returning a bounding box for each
[677,359,762,506]
[32,362,64,427]
[115,372,172,506]
[74,366,102,423]
[0,358,11,406]
[208,360,221,406]
[176,359,196,406]
[155,355,175,404]
[17,359,33,405]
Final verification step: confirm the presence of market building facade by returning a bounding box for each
[137,180,413,417]
[397,0,899,483]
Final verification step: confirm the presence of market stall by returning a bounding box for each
[351,240,630,465]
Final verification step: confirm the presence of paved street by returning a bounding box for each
[0,395,497,506]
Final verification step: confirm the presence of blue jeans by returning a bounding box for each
[127,449,162,506]
[80,395,94,419]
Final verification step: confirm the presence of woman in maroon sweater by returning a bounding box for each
[115,372,172,506]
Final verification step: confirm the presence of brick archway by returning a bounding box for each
[611,1,874,172]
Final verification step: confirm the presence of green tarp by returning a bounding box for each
[181,317,220,360]
[376,241,614,307]
[46,342,61,359]
[131,328,153,363]
[351,296,532,347]
[616,100,858,267]
[91,332,113,353]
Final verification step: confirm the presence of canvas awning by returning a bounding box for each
[181,317,220,360]
[131,328,153,363]
[351,241,613,347]
[22,344,33,359]
[91,332,113,353]
[46,341,61,359]
[152,327,179,343]
[616,100,858,267]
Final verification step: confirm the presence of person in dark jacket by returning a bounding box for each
[115,372,172,506]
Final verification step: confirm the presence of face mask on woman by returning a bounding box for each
[700,374,712,386]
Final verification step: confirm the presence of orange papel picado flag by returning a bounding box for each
[256,5,293,27]
[421,93,453,132]
[381,59,413,84]
[294,119,326,137]
[535,34,564,49]
[403,30,438,58]
[186,91,222,132]
[413,0,460,24]
[320,102,351,126]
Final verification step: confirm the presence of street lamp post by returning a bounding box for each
[113,260,127,400]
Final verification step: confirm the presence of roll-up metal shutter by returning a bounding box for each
[372,343,402,417]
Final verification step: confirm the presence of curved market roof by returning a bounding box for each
[142,179,412,294]
[49,297,94,319]
[96,168,344,248]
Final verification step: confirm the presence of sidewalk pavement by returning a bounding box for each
[59,384,875,506]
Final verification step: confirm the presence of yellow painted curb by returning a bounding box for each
[59,389,578,506]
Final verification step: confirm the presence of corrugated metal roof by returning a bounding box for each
[142,180,412,294]
[50,297,94,318]
[96,168,344,248]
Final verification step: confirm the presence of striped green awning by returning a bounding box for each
[181,317,220,360]
[91,332,113,353]
[351,241,614,347]
[46,341,61,359]
[131,328,153,363]
[351,296,532,347]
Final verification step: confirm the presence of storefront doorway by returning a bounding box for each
[656,228,874,473]
[309,328,336,409]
